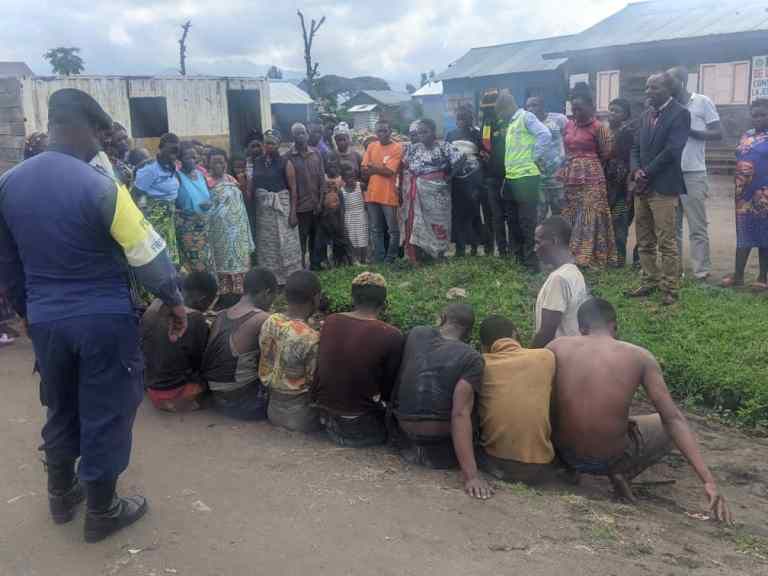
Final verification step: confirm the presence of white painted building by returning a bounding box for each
[0,74,272,172]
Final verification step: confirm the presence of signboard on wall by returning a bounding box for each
[752,56,768,101]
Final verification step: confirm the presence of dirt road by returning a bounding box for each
[1,338,767,576]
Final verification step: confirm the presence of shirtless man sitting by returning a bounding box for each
[548,298,732,523]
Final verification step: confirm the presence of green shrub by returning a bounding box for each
[319,259,768,428]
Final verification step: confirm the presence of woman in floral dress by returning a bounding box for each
[723,98,768,289]
[562,84,617,268]
[207,148,255,307]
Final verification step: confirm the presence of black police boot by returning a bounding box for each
[83,478,148,543]
[46,458,84,524]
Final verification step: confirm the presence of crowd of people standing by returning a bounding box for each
[3,68,767,320]
[0,75,750,544]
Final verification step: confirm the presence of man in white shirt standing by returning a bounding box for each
[668,66,722,281]
[532,216,588,348]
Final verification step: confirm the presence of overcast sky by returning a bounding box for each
[1,0,627,87]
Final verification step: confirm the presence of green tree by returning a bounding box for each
[43,47,84,76]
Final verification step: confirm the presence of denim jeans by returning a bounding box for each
[367,203,400,262]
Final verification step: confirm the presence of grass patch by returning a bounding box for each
[318,259,768,427]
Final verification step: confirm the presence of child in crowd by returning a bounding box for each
[232,155,248,196]
[259,271,322,432]
[340,162,369,263]
[141,271,219,412]
[320,163,352,267]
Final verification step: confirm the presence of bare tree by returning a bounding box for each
[297,10,326,98]
[179,20,192,76]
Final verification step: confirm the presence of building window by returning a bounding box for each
[700,61,750,105]
[129,97,169,138]
[596,70,620,112]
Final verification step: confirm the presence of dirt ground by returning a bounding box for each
[2,175,767,576]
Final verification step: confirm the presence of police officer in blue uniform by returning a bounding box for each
[0,89,187,542]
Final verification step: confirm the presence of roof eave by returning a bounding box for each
[438,62,567,83]
[545,29,768,59]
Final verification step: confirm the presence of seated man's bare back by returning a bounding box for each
[547,298,732,524]
[549,335,653,462]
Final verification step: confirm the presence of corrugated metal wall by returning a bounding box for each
[18,76,272,152]
[0,78,25,173]
[22,77,131,134]
[128,77,228,136]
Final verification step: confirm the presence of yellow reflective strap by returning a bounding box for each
[110,182,166,267]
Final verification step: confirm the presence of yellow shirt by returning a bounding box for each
[479,339,555,464]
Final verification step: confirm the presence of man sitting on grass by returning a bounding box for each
[477,315,556,485]
[259,270,322,432]
[201,268,278,421]
[392,304,493,500]
[547,298,733,523]
[142,271,218,413]
[313,272,404,447]
[532,216,588,348]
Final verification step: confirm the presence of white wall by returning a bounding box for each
[20,76,271,137]
[128,78,228,136]
[21,77,131,134]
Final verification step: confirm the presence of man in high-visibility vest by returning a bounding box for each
[496,91,551,270]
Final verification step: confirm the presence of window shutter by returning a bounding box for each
[733,62,749,104]
[700,64,718,103]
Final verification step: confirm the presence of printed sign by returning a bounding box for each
[752,56,768,101]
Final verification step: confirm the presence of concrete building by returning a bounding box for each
[0,74,272,172]
[547,0,768,170]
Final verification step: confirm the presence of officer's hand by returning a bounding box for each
[168,304,188,343]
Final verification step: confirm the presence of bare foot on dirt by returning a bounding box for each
[609,473,637,503]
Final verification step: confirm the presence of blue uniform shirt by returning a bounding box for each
[0,151,181,324]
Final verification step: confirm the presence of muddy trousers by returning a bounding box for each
[29,315,144,483]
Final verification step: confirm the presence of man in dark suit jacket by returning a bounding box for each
[629,73,691,305]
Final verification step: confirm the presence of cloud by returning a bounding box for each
[0,0,627,85]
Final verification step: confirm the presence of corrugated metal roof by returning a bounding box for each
[348,104,378,112]
[0,61,33,77]
[548,0,768,56]
[436,35,573,81]
[413,81,443,97]
[359,90,412,105]
[268,81,313,105]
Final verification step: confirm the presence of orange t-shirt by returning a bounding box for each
[362,141,403,206]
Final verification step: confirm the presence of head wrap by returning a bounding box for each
[409,120,421,134]
[48,88,112,131]
[333,122,351,138]
[263,129,280,144]
[352,271,387,288]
